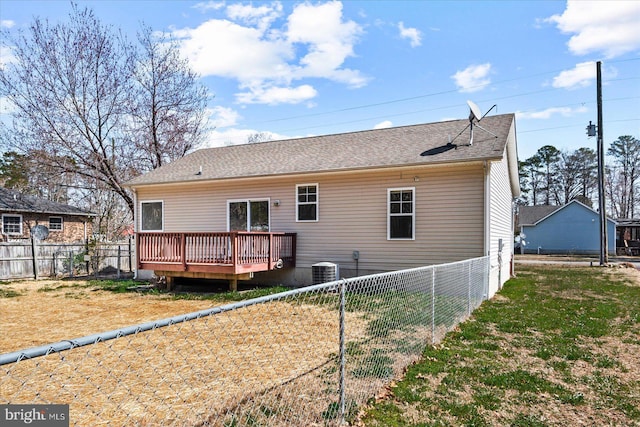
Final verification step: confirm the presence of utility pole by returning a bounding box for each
[596,61,608,265]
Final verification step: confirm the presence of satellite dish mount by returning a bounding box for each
[450,101,498,147]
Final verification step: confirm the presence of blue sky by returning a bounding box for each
[1,0,639,160]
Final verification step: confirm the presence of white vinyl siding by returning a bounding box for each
[489,153,515,294]
[134,163,486,275]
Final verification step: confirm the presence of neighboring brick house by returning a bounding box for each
[0,187,96,243]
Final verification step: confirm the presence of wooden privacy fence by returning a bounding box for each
[0,240,134,281]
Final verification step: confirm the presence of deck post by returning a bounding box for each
[230,277,238,292]
[269,233,274,269]
[181,233,187,271]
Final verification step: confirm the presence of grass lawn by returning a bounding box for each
[359,265,640,427]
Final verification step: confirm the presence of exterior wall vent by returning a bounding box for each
[312,262,338,284]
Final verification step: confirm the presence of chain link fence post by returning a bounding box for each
[431,266,436,345]
[338,279,347,425]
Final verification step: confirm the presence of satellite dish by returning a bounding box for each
[467,100,482,122]
[31,225,49,241]
[447,101,498,147]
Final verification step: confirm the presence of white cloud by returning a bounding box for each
[208,106,241,128]
[552,61,596,89]
[0,96,17,115]
[235,84,317,105]
[192,1,225,13]
[551,61,618,89]
[1,20,15,28]
[226,2,282,30]
[398,22,422,47]
[451,63,491,93]
[546,0,640,58]
[0,45,17,69]
[173,19,292,82]
[286,1,367,87]
[174,1,368,105]
[516,106,588,120]
[373,120,392,129]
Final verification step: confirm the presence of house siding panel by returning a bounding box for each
[488,151,515,296]
[134,163,485,286]
[521,201,616,254]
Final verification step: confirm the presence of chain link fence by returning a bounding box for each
[1,256,489,426]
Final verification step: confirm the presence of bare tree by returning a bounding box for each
[128,25,209,171]
[535,145,561,205]
[573,147,597,204]
[247,132,274,144]
[519,155,544,205]
[555,150,580,205]
[607,135,640,218]
[1,5,210,226]
[1,5,136,213]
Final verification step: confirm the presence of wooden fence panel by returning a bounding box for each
[0,240,134,280]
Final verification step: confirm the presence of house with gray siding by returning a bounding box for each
[518,200,616,255]
[125,113,520,297]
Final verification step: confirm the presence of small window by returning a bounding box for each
[49,217,63,231]
[2,214,22,235]
[297,184,318,222]
[141,201,163,231]
[388,188,415,240]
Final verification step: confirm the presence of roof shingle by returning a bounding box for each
[0,187,95,216]
[126,114,515,187]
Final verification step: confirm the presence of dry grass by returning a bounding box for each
[0,280,217,353]
[0,279,377,426]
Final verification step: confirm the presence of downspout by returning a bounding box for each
[132,188,138,280]
[484,160,492,297]
[484,161,491,258]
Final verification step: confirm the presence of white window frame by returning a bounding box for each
[296,183,319,222]
[387,187,415,240]
[226,199,271,232]
[2,214,23,235]
[140,200,164,232]
[49,216,63,232]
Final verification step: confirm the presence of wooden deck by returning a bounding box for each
[136,232,296,285]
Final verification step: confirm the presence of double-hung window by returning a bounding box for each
[388,188,415,240]
[141,201,164,231]
[297,184,318,222]
[2,214,22,235]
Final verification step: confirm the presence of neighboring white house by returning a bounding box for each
[125,113,520,298]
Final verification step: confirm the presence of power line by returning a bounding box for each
[248,58,640,127]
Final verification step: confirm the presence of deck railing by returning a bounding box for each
[136,232,296,274]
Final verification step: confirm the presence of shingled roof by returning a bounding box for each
[517,205,561,227]
[0,187,95,216]
[126,114,517,187]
